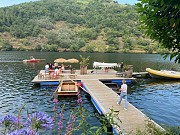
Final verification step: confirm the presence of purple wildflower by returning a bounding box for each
[7,128,38,135]
[58,121,63,130]
[53,98,58,105]
[0,115,18,127]
[71,114,76,123]
[77,97,82,104]
[65,113,76,135]
[25,112,53,131]
[52,106,56,112]
[65,121,72,135]
[58,113,64,130]
[76,90,82,104]
[76,91,80,96]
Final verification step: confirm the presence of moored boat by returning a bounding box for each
[23,56,42,63]
[55,81,79,96]
[93,61,120,68]
[23,59,40,63]
[146,68,180,79]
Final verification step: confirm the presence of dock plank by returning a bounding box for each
[82,80,157,134]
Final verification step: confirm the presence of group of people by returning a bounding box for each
[45,63,65,79]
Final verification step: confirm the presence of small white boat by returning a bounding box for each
[55,81,78,96]
[146,68,180,79]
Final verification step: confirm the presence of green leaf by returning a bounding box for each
[103,126,108,132]
[136,3,142,7]
[170,18,175,27]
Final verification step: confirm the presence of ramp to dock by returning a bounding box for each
[82,80,156,134]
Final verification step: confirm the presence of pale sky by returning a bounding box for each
[0,0,39,7]
[0,0,137,8]
[117,0,137,5]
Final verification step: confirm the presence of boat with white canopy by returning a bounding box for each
[93,61,120,68]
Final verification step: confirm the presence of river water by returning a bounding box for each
[0,51,179,134]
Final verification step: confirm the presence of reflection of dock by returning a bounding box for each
[132,72,149,78]
[32,69,162,134]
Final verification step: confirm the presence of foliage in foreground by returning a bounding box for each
[136,0,180,63]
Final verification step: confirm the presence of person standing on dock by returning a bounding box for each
[117,79,128,110]
[120,62,124,72]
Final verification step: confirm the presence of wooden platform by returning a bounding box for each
[82,80,162,134]
[32,69,137,83]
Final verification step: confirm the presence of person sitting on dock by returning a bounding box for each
[49,63,53,70]
[105,67,109,72]
[45,63,49,73]
[54,66,59,79]
[61,64,65,73]
[117,79,128,110]
[54,62,58,69]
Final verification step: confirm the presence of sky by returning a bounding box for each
[117,0,137,5]
[0,0,39,7]
[0,0,138,8]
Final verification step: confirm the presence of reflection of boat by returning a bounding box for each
[146,68,180,79]
[104,83,120,94]
[55,81,78,96]
[23,56,40,63]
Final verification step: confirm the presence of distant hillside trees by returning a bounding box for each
[78,28,99,41]
[0,0,162,53]
[46,28,86,49]
[0,0,141,38]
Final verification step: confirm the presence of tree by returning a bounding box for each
[1,41,13,51]
[136,0,180,63]
[124,38,133,50]
[34,44,42,51]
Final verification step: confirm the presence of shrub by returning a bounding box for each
[1,41,13,51]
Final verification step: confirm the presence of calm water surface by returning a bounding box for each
[0,51,179,133]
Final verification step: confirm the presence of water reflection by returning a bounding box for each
[129,79,180,126]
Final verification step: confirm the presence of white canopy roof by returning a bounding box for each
[93,61,120,68]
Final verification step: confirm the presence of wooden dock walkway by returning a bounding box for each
[82,79,160,134]
[31,69,161,134]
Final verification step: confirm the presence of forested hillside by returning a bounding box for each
[0,0,167,53]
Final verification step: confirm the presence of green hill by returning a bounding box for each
[0,0,167,53]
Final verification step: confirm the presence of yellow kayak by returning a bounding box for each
[146,68,180,79]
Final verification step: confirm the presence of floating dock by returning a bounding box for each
[32,69,161,134]
[32,69,137,85]
[82,80,158,134]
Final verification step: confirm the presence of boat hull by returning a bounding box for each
[23,59,40,63]
[55,81,78,96]
[146,68,180,79]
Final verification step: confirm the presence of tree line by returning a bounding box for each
[0,0,163,53]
